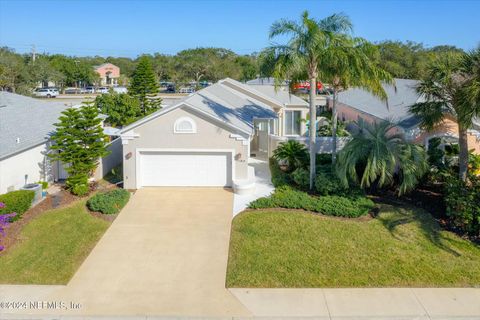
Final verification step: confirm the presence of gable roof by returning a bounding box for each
[337,79,425,129]
[0,92,71,160]
[120,78,296,135]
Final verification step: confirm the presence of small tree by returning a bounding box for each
[95,92,141,127]
[129,56,161,115]
[49,101,109,195]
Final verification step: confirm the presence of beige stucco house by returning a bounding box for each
[119,78,309,193]
[333,78,480,154]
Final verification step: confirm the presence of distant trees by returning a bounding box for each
[129,56,162,114]
[375,41,464,80]
[0,41,467,95]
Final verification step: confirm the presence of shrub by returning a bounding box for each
[0,190,34,221]
[444,174,480,237]
[248,186,374,218]
[87,189,130,214]
[272,140,309,171]
[314,171,348,196]
[292,168,310,189]
[72,184,89,197]
[316,153,332,166]
[269,158,293,187]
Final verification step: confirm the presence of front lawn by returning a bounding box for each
[0,200,110,284]
[227,203,480,287]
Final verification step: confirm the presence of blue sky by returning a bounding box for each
[0,0,479,57]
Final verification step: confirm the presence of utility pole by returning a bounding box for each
[31,44,36,63]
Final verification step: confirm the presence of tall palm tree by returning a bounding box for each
[319,36,394,164]
[410,49,480,181]
[266,11,352,189]
[336,121,428,195]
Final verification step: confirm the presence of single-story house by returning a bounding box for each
[119,78,310,192]
[334,78,480,153]
[0,92,121,194]
[94,63,120,87]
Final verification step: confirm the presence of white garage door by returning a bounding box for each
[139,151,232,187]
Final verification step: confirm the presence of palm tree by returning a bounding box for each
[336,121,428,195]
[272,140,309,172]
[266,11,352,189]
[410,49,480,181]
[319,35,394,164]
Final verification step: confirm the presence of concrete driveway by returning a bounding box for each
[51,187,250,317]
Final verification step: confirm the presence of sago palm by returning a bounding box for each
[265,11,352,189]
[272,140,309,172]
[336,121,428,195]
[319,35,394,164]
[410,49,480,181]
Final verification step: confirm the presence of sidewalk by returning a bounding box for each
[1,286,479,319]
[230,288,480,319]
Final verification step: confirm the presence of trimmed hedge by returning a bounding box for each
[249,186,374,218]
[0,190,35,221]
[87,189,130,215]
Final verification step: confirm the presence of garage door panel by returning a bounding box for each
[139,152,231,187]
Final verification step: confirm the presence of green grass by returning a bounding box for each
[227,204,480,288]
[0,201,110,284]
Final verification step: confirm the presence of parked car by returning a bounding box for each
[165,84,176,93]
[85,86,96,93]
[179,87,195,94]
[64,87,80,94]
[97,87,110,94]
[33,88,58,98]
[113,86,128,94]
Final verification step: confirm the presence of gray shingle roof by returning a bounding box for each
[337,79,425,129]
[120,78,308,135]
[0,92,71,160]
[248,85,308,106]
[182,81,277,133]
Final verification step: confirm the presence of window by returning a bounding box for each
[174,117,197,133]
[285,111,301,135]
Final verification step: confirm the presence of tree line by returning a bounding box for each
[0,42,464,95]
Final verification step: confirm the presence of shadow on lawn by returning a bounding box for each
[374,198,462,257]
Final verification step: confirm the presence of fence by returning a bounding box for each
[267,135,350,158]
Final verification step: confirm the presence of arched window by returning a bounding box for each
[174,117,197,134]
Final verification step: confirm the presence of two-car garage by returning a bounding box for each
[137,150,233,188]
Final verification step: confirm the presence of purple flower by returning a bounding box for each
[0,202,5,209]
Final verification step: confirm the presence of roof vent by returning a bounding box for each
[16,137,20,144]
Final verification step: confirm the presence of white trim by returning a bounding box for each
[135,148,236,189]
[174,116,197,134]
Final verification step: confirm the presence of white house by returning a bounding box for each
[0,92,121,194]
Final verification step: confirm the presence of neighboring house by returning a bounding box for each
[94,63,120,86]
[334,78,480,153]
[0,92,121,194]
[119,78,311,193]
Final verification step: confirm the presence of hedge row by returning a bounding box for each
[249,186,374,218]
